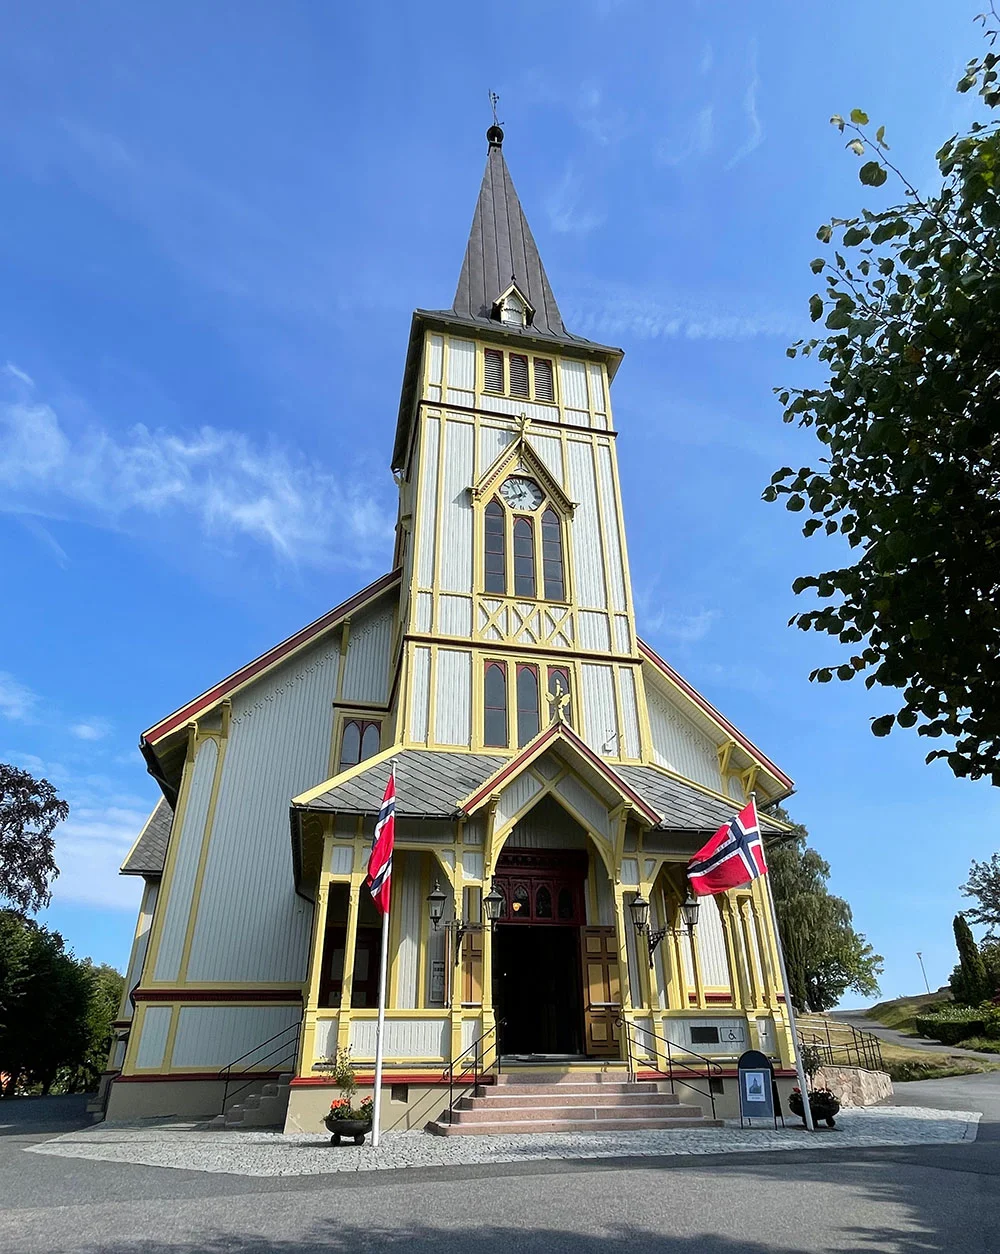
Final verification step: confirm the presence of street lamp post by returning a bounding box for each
[916,951,931,995]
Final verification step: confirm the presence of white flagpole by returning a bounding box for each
[751,794,815,1132]
[370,904,390,1148]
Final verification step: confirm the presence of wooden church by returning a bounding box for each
[106,125,799,1132]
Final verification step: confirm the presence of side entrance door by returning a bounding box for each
[581,926,622,1057]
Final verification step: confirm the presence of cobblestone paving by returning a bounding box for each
[26,1106,980,1177]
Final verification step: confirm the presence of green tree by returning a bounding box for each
[57,963,125,1094]
[767,810,883,1012]
[950,912,993,1004]
[961,851,1000,935]
[0,762,66,913]
[764,15,1000,784]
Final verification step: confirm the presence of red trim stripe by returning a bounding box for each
[132,989,303,1003]
[142,570,401,746]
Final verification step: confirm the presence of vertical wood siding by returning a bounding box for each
[496,771,543,828]
[433,649,472,746]
[527,433,564,485]
[566,441,608,610]
[559,359,588,409]
[135,1006,172,1070]
[553,774,611,840]
[394,851,421,1009]
[646,687,721,791]
[409,647,431,742]
[596,443,627,612]
[506,804,586,849]
[153,737,218,982]
[341,604,393,704]
[349,1016,449,1060]
[417,417,440,588]
[479,424,516,478]
[415,592,433,633]
[439,594,472,638]
[428,334,443,384]
[122,882,159,1009]
[581,662,618,756]
[618,667,641,758]
[439,420,474,593]
[578,611,611,652]
[185,638,340,982]
[447,338,476,389]
[587,363,606,414]
[172,1005,301,1069]
[330,845,354,876]
[695,897,731,987]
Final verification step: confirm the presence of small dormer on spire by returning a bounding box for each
[492,278,534,329]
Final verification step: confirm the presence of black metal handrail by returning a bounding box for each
[219,1019,302,1116]
[617,1015,723,1120]
[796,1016,885,1073]
[441,1018,505,1122]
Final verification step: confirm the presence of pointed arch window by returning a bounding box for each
[516,664,540,747]
[484,499,506,594]
[512,517,535,597]
[541,508,564,600]
[484,661,508,748]
[339,718,382,771]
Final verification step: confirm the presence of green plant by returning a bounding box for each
[799,1043,825,1083]
[915,1005,988,1045]
[951,914,992,1004]
[323,1047,372,1126]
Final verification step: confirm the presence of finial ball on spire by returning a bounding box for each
[487,124,504,147]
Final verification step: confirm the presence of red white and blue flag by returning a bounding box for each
[366,767,395,915]
[687,800,767,896]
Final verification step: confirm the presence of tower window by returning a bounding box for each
[547,666,573,727]
[484,499,506,594]
[534,359,554,401]
[500,292,527,327]
[484,349,504,392]
[516,664,540,746]
[541,509,564,600]
[339,719,381,771]
[512,517,535,598]
[484,662,508,748]
[509,354,529,398]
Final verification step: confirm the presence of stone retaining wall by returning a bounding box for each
[814,1065,893,1107]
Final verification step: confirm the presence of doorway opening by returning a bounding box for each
[493,925,584,1056]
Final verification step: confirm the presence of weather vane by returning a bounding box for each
[490,91,500,127]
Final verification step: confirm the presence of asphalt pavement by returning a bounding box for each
[4,1086,999,1253]
[831,1010,1000,1060]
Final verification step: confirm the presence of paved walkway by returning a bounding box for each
[831,1010,1000,1060]
[26,1106,980,1177]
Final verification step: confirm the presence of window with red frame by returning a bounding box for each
[516,664,540,746]
[513,516,535,597]
[484,662,508,748]
[547,666,573,727]
[339,718,381,771]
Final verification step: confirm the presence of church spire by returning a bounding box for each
[451,123,570,340]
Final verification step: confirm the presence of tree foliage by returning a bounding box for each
[0,762,66,913]
[961,851,1000,935]
[950,912,993,1004]
[767,809,883,1012]
[765,17,1000,784]
[0,911,116,1096]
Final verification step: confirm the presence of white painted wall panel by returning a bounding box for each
[480,394,556,424]
[123,881,159,1002]
[620,858,639,887]
[560,359,588,409]
[428,334,443,384]
[349,1016,449,1060]
[496,772,543,828]
[433,649,472,747]
[587,363,606,412]
[554,774,610,840]
[342,605,393,704]
[448,338,476,389]
[331,845,354,876]
[415,591,432,633]
[697,898,732,987]
[409,647,431,743]
[461,1017,481,1052]
[581,663,618,757]
[647,688,720,791]
[567,441,608,610]
[186,637,340,982]
[314,1018,338,1061]
[153,737,218,982]
[394,851,422,1010]
[756,1016,776,1055]
[527,433,564,485]
[619,667,641,759]
[462,850,484,880]
[578,611,611,651]
[417,417,440,588]
[439,594,472,638]
[597,444,627,612]
[440,420,474,593]
[172,1005,301,1069]
[135,1006,172,1070]
[614,615,631,654]
[506,803,586,849]
[593,862,615,925]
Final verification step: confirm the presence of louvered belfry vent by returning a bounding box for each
[534,359,554,401]
[484,349,504,392]
[509,354,529,397]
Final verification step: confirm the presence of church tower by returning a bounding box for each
[109,127,800,1131]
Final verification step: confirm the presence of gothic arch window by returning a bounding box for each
[541,508,564,600]
[512,517,535,597]
[479,472,569,603]
[484,661,508,748]
[484,499,506,594]
[547,666,573,727]
[516,664,540,747]
[339,718,381,771]
[535,885,552,918]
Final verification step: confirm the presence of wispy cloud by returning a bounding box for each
[4,361,34,388]
[0,673,38,721]
[726,38,764,169]
[545,166,605,235]
[634,584,719,643]
[71,720,112,742]
[0,371,395,571]
[656,106,714,168]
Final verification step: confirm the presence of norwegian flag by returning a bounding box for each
[687,800,768,896]
[366,767,395,915]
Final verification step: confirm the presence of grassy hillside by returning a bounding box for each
[865,990,952,1035]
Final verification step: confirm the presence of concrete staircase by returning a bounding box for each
[208,1073,292,1130]
[426,1070,722,1136]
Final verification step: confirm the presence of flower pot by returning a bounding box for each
[788,1088,841,1128]
[323,1115,373,1146]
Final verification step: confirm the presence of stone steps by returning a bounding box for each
[208,1073,293,1130]
[457,1089,681,1110]
[448,1101,708,1125]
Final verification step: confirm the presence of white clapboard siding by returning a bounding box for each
[349,1016,449,1060]
[153,737,218,982]
[647,687,721,791]
[439,420,474,593]
[433,649,472,746]
[185,638,339,983]
[596,443,627,612]
[171,1005,301,1069]
[581,662,618,756]
[566,441,608,609]
[409,647,431,743]
[134,1005,173,1070]
[341,605,393,704]
[618,666,641,759]
[417,417,440,587]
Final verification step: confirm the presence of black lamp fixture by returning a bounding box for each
[428,878,505,946]
[629,888,701,968]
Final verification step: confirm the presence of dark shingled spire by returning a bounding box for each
[451,126,569,340]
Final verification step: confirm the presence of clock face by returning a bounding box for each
[499,476,544,511]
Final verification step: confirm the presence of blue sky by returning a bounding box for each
[1,0,996,1002]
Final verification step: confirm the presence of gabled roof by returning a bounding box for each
[120,798,173,877]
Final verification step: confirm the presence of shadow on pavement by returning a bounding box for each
[0,1094,94,1137]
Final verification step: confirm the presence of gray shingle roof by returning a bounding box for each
[121,798,173,876]
[296,750,510,818]
[617,764,786,835]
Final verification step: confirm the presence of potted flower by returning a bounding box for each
[322,1047,374,1146]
